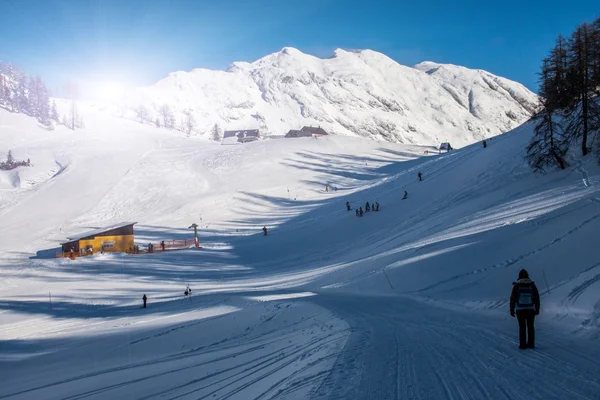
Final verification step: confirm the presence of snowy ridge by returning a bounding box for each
[118,48,538,145]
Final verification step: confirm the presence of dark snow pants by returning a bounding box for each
[516,310,535,347]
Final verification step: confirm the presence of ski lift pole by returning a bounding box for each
[188,223,199,247]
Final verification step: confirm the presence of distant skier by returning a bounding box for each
[375,202,380,211]
[142,294,147,309]
[325,185,329,192]
[346,201,351,211]
[365,202,370,212]
[418,172,422,181]
[483,140,487,148]
[355,209,360,217]
[160,241,165,251]
[184,285,191,296]
[402,191,408,200]
[359,207,364,217]
[263,226,268,236]
[510,269,540,349]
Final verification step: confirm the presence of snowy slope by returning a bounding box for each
[1,106,600,399]
[116,48,538,146]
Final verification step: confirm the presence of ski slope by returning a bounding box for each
[1,107,600,399]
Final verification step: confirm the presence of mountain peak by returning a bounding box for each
[126,48,538,146]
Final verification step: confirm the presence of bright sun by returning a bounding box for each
[90,81,126,101]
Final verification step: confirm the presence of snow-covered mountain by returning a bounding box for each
[122,47,539,146]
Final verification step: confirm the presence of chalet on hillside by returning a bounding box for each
[285,126,329,138]
[222,129,260,144]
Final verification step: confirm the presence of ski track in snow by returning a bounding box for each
[312,295,600,400]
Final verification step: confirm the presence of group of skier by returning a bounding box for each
[350,200,380,217]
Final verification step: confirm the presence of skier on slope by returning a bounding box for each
[375,202,380,211]
[355,209,360,217]
[418,172,422,181]
[346,201,351,211]
[402,191,408,200]
[142,294,147,309]
[365,202,370,212]
[510,269,540,349]
[359,207,364,217]
[263,226,268,236]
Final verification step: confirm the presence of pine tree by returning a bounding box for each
[527,59,569,172]
[136,105,149,123]
[159,104,174,128]
[13,66,28,114]
[547,35,571,110]
[212,123,222,141]
[0,63,7,107]
[183,109,196,135]
[155,117,161,128]
[34,76,50,125]
[51,100,59,123]
[564,23,599,156]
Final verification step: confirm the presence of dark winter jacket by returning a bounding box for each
[510,278,540,313]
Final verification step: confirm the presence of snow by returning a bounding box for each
[104,47,539,145]
[1,104,600,399]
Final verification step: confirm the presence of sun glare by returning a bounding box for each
[89,81,127,101]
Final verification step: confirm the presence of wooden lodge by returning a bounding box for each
[61,222,137,255]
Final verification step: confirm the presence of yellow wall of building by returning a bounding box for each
[79,235,134,253]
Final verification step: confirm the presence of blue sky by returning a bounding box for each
[0,0,597,94]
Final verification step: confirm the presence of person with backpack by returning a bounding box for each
[375,202,380,211]
[365,202,370,212]
[355,209,360,217]
[510,269,540,349]
[263,226,268,236]
[346,201,351,211]
[142,294,147,309]
[418,172,422,181]
[359,207,364,217]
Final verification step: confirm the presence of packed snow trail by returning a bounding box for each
[313,293,600,400]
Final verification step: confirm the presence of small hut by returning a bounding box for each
[61,222,137,255]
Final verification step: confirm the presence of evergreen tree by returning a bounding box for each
[34,76,50,125]
[167,113,176,130]
[183,109,196,135]
[527,59,569,172]
[212,123,222,141]
[547,35,571,110]
[564,23,599,156]
[155,117,161,128]
[13,66,28,114]
[136,105,149,123]
[51,100,59,123]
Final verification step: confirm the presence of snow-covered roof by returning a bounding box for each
[301,126,328,135]
[64,222,137,242]
[223,129,259,139]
